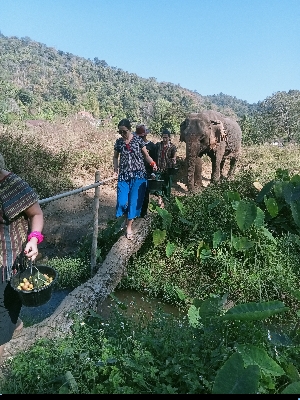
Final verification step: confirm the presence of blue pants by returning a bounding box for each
[116,178,147,220]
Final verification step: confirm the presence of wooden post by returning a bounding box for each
[91,171,100,276]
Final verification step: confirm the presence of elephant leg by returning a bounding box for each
[220,158,226,180]
[194,157,203,189]
[227,157,238,180]
[186,141,200,192]
[187,155,195,191]
[211,144,225,183]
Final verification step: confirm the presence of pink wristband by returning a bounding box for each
[28,231,44,244]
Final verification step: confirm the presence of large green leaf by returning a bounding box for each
[187,304,200,328]
[235,200,257,231]
[198,296,223,320]
[153,229,166,247]
[213,230,227,248]
[224,190,241,203]
[236,344,285,376]
[232,236,255,251]
[264,197,278,217]
[166,241,176,257]
[291,174,300,184]
[281,381,300,394]
[273,181,291,200]
[213,352,260,394]
[256,180,275,203]
[208,199,221,211]
[290,199,300,228]
[221,300,289,321]
[156,207,172,229]
[175,197,185,215]
[260,227,276,243]
[283,181,295,204]
[253,207,265,228]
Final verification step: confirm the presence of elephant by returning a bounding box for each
[180,110,242,192]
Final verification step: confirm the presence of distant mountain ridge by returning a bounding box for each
[0,33,256,132]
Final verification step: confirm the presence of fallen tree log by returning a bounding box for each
[1,214,155,364]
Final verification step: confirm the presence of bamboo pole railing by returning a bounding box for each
[38,173,117,277]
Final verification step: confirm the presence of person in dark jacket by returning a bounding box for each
[155,129,177,208]
[135,124,156,217]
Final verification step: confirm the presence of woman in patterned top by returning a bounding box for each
[0,153,44,359]
[113,119,157,239]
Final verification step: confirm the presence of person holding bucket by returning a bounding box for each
[113,119,157,240]
[155,129,177,208]
[0,153,44,359]
[135,124,156,218]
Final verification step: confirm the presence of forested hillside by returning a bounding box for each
[0,33,299,143]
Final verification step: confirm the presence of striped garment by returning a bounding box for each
[155,141,177,171]
[0,173,39,280]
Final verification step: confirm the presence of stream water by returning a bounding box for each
[19,288,181,326]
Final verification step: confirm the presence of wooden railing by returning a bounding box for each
[38,172,117,277]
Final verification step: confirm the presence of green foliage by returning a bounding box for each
[213,352,260,394]
[47,257,89,289]
[0,129,75,198]
[2,294,300,394]
[122,168,300,311]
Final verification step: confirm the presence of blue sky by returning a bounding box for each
[0,0,299,104]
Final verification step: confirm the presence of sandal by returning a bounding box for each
[126,232,133,240]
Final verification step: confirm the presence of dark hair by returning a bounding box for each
[118,119,131,130]
[161,129,171,137]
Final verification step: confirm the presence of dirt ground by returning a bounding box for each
[38,165,212,261]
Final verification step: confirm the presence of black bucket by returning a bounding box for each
[148,179,164,192]
[11,265,58,308]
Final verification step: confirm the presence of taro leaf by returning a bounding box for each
[264,197,278,218]
[284,362,300,382]
[224,190,241,203]
[235,200,257,231]
[291,289,300,301]
[179,217,194,226]
[212,352,259,394]
[273,181,289,200]
[166,241,176,258]
[232,236,255,251]
[156,207,172,229]
[291,174,300,184]
[253,207,265,228]
[290,199,300,228]
[256,180,275,203]
[291,185,300,202]
[283,181,295,204]
[197,240,210,258]
[174,286,186,301]
[187,304,200,328]
[267,329,292,347]
[281,381,300,394]
[236,344,285,376]
[259,227,276,243]
[59,371,78,394]
[200,249,211,261]
[198,296,223,320]
[153,229,166,247]
[208,199,221,211]
[213,230,227,248]
[175,197,185,216]
[221,300,289,321]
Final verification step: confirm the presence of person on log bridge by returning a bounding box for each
[113,118,157,240]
